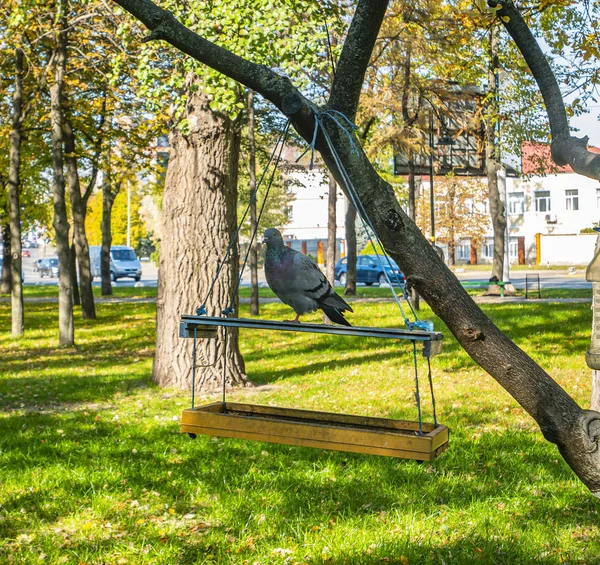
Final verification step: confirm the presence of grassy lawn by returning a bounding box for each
[239,285,592,301]
[11,285,159,300]
[0,288,598,564]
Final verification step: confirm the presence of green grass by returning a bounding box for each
[238,285,592,300]
[0,291,599,564]
[10,285,159,300]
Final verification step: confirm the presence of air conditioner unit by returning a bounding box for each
[545,214,558,224]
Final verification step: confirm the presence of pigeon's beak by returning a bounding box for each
[261,236,268,245]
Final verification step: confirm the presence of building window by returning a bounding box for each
[535,190,551,212]
[457,243,470,261]
[596,188,600,209]
[482,240,494,259]
[565,189,579,211]
[509,240,519,260]
[508,192,525,215]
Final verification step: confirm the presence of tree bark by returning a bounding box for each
[64,118,96,318]
[49,0,74,346]
[485,25,506,282]
[344,198,357,296]
[101,167,118,296]
[114,0,600,495]
[247,89,259,316]
[591,280,600,411]
[153,80,247,392]
[324,172,338,324]
[8,48,24,336]
[69,244,80,306]
[0,221,11,294]
[589,235,600,411]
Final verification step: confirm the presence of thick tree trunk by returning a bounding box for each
[486,25,506,282]
[101,170,117,296]
[344,198,357,296]
[324,172,337,324]
[247,89,259,316]
[591,281,600,411]
[8,48,24,336]
[153,82,247,392]
[49,0,74,346]
[589,236,600,411]
[69,244,80,306]
[64,119,96,319]
[0,221,11,294]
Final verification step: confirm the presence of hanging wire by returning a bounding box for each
[412,341,423,435]
[191,327,197,409]
[190,327,225,409]
[313,112,418,326]
[310,110,435,332]
[198,119,292,316]
[426,356,438,427]
[221,327,229,409]
[302,109,438,429]
[324,18,337,81]
[225,121,292,313]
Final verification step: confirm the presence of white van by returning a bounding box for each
[89,245,142,282]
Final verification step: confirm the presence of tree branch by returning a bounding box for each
[490,0,600,180]
[111,0,297,113]
[328,0,389,119]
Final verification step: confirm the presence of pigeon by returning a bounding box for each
[262,228,353,326]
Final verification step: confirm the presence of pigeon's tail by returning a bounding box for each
[320,303,352,327]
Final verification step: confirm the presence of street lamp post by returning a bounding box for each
[428,120,436,246]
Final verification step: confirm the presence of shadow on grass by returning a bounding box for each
[1,406,598,563]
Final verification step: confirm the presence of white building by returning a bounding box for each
[280,167,347,263]
[280,143,600,266]
[482,142,600,266]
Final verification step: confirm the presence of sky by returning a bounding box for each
[570,105,600,148]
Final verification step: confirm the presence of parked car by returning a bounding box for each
[33,258,43,272]
[89,245,142,282]
[39,257,59,278]
[334,254,405,287]
[21,249,30,257]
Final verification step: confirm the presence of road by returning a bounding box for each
[21,247,159,288]
[454,267,592,290]
[19,246,592,290]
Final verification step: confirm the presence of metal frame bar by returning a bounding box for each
[180,315,443,343]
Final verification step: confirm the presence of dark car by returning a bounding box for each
[334,254,405,286]
[39,258,59,278]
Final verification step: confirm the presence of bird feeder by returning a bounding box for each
[179,315,448,461]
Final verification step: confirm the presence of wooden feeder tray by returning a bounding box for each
[181,402,449,461]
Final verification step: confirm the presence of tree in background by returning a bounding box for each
[85,181,146,247]
[416,174,489,265]
[0,1,52,322]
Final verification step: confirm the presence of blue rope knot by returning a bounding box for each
[406,320,434,332]
[296,109,360,170]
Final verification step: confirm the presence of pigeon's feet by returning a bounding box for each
[284,315,302,324]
